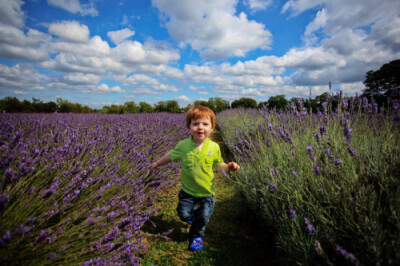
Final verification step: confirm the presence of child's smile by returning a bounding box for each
[189,117,213,145]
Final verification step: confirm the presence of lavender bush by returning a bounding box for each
[217,92,400,265]
[0,113,186,264]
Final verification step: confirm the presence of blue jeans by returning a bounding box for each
[177,189,215,240]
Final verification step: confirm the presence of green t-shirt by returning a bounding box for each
[168,136,224,197]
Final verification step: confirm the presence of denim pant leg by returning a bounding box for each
[177,190,215,240]
[177,190,196,223]
[189,194,215,239]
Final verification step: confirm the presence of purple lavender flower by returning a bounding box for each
[264,181,277,191]
[343,120,352,143]
[307,145,316,161]
[319,126,328,135]
[292,171,298,178]
[336,245,360,266]
[221,168,229,178]
[289,204,296,222]
[362,97,369,108]
[0,193,9,211]
[50,253,56,260]
[314,166,320,175]
[312,241,322,255]
[304,217,315,235]
[315,132,321,142]
[342,99,349,109]
[347,146,357,157]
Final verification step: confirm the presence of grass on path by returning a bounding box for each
[140,130,278,265]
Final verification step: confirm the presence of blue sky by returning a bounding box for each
[1,0,399,109]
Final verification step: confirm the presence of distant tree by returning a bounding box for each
[139,102,153,113]
[209,97,230,113]
[166,100,181,113]
[57,98,73,113]
[231,97,257,109]
[315,92,330,104]
[44,102,58,113]
[363,59,400,97]
[303,98,319,113]
[22,99,35,113]
[81,105,92,113]
[154,101,168,112]
[57,98,92,113]
[267,95,288,111]
[0,97,23,112]
[123,101,140,113]
[257,101,268,109]
[193,100,210,108]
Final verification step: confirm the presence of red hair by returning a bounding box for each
[186,105,216,129]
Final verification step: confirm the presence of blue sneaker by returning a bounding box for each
[188,237,204,252]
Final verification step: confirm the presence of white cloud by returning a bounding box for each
[0,25,50,61]
[14,90,28,95]
[175,95,191,102]
[155,83,179,92]
[130,86,160,95]
[369,17,400,52]
[152,0,272,59]
[47,0,98,16]
[240,88,264,97]
[0,63,47,90]
[188,85,205,91]
[97,84,123,93]
[0,43,49,61]
[163,67,184,79]
[0,0,24,27]
[304,8,327,36]
[60,73,102,85]
[245,0,273,11]
[107,28,135,45]
[49,21,90,43]
[283,0,400,37]
[125,74,159,86]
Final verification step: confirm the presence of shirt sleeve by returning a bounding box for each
[168,141,182,162]
[213,145,224,166]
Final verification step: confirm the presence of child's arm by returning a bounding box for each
[219,162,240,172]
[149,153,171,170]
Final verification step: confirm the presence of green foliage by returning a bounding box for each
[217,102,400,265]
[231,97,257,109]
[139,101,154,113]
[267,94,288,111]
[56,98,92,113]
[194,97,230,113]
[123,101,140,113]
[153,100,181,113]
[0,97,59,113]
[363,59,400,97]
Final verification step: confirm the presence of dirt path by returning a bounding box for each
[141,130,278,265]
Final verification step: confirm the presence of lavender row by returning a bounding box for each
[217,92,400,265]
[0,113,186,264]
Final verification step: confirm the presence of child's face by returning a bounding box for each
[189,116,213,144]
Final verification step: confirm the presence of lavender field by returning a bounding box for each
[217,94,400,265]
[0,113,186,264]
[1,94,399,265]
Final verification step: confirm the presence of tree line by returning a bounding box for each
[1,59,398,114]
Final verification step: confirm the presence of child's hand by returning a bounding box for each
[228,162,240,171]
[149,162,158,171]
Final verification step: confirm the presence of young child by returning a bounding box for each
[149,105,240,252]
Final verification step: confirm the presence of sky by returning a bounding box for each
[0,0,400,109]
